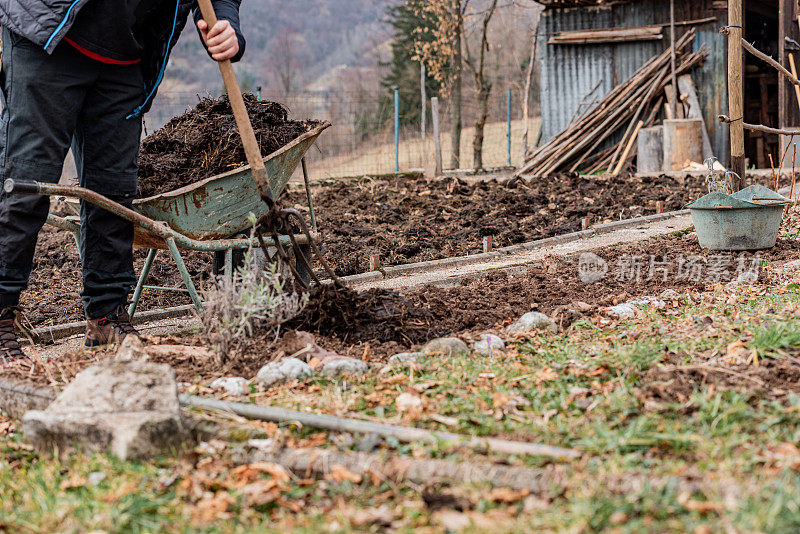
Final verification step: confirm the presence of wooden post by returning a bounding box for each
[521,30,539,164]
[656,201,665,214]
[728,0,745,190]
[420,62,427,139]
[612,120,643,176]
[432,97,443,176]
[789,54,800,112]
[482,236,493,253]
[369,255,381,272]
[669,0,678,119]
[581,217,591,230]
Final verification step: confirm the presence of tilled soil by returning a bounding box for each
[289,232,799,352]
[25,173,721,327]
[284,173,717,277]
[7,232,799,386]
[138,95,318,198]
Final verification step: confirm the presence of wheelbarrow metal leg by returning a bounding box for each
[166,238,203,313]
[129,248,158,318]
[224,248,234,280]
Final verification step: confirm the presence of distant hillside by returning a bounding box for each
[164,0,395,95]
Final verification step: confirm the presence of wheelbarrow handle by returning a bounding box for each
[3,179,41,195]
[195,0,275,207]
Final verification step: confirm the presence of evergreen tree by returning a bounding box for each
[380,1,442,129]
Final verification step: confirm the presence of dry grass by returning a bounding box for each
[305,118,541,179]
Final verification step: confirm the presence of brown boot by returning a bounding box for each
[85,304,141,348]
[0,307,29,363]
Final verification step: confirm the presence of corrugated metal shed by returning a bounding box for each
[538,0,729,161]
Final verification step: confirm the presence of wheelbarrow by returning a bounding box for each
[3,121,330,318]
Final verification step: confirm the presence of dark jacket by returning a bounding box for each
[0,0,246,117]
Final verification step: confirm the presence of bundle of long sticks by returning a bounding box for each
[516,29,708,178]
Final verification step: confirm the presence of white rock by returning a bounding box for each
[254,358,313,388]
[395,392,422,412]
[88,472,106,486]
[506,312,558,334]
[321,357,369,378]
[22,359,188,460]
[210,377,249,396]
[473,334,506,355]
[628,296,666,309]
[659,289,680,300]
[422,337,469,356]
[389,352,424,366]
[606,303,637,319]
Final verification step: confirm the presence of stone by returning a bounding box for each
[606,303,637,319]
[115,336,148,362]
[320,357,369,378]
[506,312,558,334]
[210,377,249,396]
[473,334,505,356]
[395,392,422,412]
[254,358,313,388]
[356,433,382,453]
[389,352,424,366]
[277,330,340,361]
[87,472,107,486]
[22,359,188,461]
[628,296,666,309]
[422,337,469,356]
[659,289,680,300]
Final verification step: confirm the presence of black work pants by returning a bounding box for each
[0,28,144,319]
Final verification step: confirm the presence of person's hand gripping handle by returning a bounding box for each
[195,0,274,206]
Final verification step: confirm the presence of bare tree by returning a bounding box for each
[264,27,307,99]
[464,0,499,171]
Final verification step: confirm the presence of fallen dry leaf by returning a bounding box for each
[487,488,530,503]
[535,367,559,383]
[328,465,363,484]
[192,492,234,523]
[492,393,511,408]
[59,474,87,491]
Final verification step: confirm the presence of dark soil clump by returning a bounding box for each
[138,94,318,198]
[286,285,435,346]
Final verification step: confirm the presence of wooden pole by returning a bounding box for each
[521,29,539,164]
[790,53,800,112]
[669,0,678,119]
[420,62,427,139]
[612,120,643,176]
[432,97,443,176]
[728,0,745,190]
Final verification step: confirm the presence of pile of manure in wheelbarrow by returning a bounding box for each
[137,94,319,198]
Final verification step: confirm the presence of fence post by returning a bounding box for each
[394,87,400,173]
[256,86,262,101]
[432,97,443,176]
[420,63,427,139]
[507,88,512,167]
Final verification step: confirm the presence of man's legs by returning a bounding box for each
[74,60,144,329]
[0,31,92,313]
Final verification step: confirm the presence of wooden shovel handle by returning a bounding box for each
[196,0,273,204]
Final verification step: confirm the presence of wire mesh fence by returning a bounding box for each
[146,87,540,181]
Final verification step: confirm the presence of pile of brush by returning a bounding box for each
[517,29,708,178]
